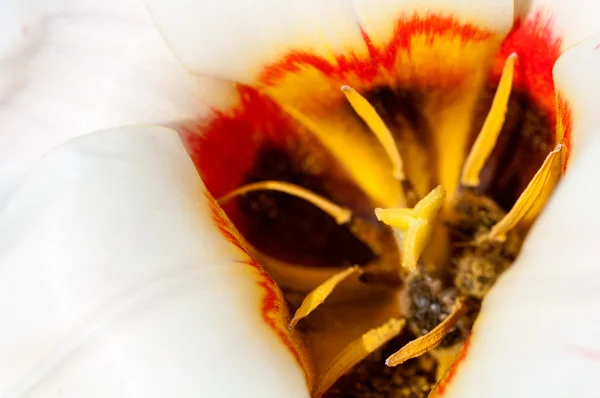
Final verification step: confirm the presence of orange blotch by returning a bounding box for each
[260,13,494,88]
[182,86,297,199]
[556,92,573,171]
[204,192,312,383]
[431,335,472,397]
[492,12,563,126]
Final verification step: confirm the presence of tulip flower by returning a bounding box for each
[1,0,600,397]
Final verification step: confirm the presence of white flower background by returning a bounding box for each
[1,0,600,397]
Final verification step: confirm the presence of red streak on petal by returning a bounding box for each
[185,14,495,196]
[557,91,573,170]
[182,86,298,198]
[568,345,600,361]
[204,192,310,377]
[433,335,472,396]
[594,43,600,51]
[260,13,494,86]
[492,13,562,125]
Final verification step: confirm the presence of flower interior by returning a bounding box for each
[182,12,570,398]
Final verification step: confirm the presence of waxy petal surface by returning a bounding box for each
[515,0,600,51]
[146,0,513,83]
[0,0,227,205]
[0,126,309,398]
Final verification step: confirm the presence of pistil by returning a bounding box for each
[375,186,446,273]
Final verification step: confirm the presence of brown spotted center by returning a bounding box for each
[236,145,379,267]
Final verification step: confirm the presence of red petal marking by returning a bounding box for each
[260,14,494,86]
[186,12,568,213]
[568,345,600,362]
[556,92,573,171]
[491,13,562,127]
[432,335,472,396]
[182,86,300,198]
[204,192,312,381]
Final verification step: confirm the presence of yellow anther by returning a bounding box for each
[312,318,406,397]
[342,85,405,180]
[376,186,446,273]
[289,266,362,330]
[461,53,518,187]
[218,180,352,224]
[485,144,563,242]
[386,298,466,367]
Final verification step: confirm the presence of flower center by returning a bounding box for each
[217,52,562,396]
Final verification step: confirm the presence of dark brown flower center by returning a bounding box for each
[237,145,379,267]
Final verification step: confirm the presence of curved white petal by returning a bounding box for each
[0,126,308,398]
[553,33,600,164]
[145,0,513,83]
[516,0,600,51]
[439,34,600,397]
[145,0,366,83]
[0,0,232,205]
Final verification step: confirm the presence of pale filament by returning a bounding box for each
[342,85,406,180]
[217,180,352,225]
[461,53,518,187]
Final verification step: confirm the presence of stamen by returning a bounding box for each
[375,186,446,272]
[312,318,406,397]
[341,85,405,180]
[218,180,352,224]
[461,53,518,187]
[485,144,563,242]
[386,298,466,367]
[289,265,363,330]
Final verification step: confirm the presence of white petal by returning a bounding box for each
[553,33,600,165]
[145,0,514,83]
[0,126,308,398]
[145,0,366,83]
[439,35,600,397]
[516,0,600,51]
[0,0,233,205]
